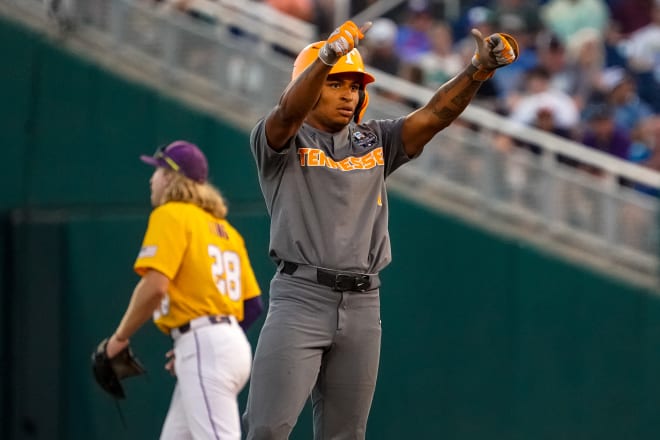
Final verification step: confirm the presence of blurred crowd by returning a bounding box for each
[128,0,660,194]
[349,0,660,183]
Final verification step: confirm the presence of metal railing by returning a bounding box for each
[365,78,660,276]
[3,0,659,283]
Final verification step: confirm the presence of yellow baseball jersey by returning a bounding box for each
[134,201,261,335]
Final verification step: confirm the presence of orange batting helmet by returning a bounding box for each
[292,41,375,123]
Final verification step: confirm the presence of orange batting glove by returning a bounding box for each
[470,29,519,81]
[319,21,371,66]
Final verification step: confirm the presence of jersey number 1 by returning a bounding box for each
[208,245,242,301]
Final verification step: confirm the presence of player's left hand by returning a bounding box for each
[470,29,519,80]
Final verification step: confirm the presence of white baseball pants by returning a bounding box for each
[160,316,252,440]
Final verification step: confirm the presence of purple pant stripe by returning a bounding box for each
[194,332,221,440]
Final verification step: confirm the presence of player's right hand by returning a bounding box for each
[319,21,370,66]
[106,333,130,358]
[165,349,176,377]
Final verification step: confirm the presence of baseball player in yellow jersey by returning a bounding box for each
[243,20,517,439]
[103,140,263,439]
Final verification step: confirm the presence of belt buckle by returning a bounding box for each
[334,274,354,291]
[210,315,231,325]
[334,274,371,292]
[354,275,371,291]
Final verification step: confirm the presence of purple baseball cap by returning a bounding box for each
[140,140,208,183]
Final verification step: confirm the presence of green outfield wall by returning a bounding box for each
[2,14,660,440]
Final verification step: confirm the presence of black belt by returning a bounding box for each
[174,315,231,337]
[280,261,377,292]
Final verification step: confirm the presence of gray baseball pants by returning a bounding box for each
[243,271,382,440]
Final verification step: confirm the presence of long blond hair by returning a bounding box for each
[159,170,228,219]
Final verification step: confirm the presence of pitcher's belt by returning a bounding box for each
[170,315,234,341]
[280,261,379,292]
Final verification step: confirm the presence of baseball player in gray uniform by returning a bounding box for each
[243,20,519,440]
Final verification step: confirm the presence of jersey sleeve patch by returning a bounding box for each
[138,245,158,259]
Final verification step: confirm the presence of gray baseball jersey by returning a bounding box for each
[250,117,410,273]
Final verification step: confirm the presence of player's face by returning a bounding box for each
[307,72,362,132]
[149,167,172,207]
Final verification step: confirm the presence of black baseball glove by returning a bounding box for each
[91,337,146,399]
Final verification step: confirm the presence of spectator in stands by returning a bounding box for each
[491,0,543,37]
[498,66,579,161]
[622,0,660,112]
[362,18,401,76]
[395,0,435,64]
[563,27,606,111]
[533,107,574,139]
[607,0,653,36]
[540,0,610,44]
[598,66,654,133]
[581,102,631,162]
[417,21,464,88]
[624,115,660,202]
[362,18,408,104]
[508,66,580,134]
[535,31,570,91]
[453,2,494,43]
[603,19,629,67]
[628,115,660,170]
[486,0,540,100]
[455,5,495,47]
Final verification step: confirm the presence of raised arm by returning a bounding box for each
[264,21,369,150]
[264,58,332,151]
[401,29,519,157]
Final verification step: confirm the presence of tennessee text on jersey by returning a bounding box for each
[298,147,384,171]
